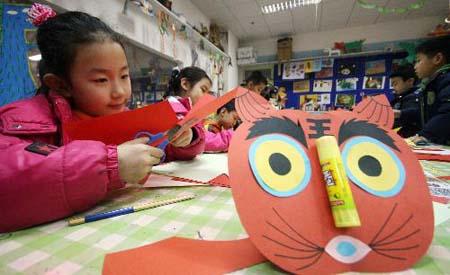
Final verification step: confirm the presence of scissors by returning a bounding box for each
[134,131,169,163]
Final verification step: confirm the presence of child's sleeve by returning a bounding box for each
[0,135,124,232]
[165,123,205,161]
[204,128,234,152]
[419,80,450,144]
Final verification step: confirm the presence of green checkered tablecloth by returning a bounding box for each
[0,159,449,275]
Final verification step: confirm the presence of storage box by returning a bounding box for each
[277,37,292,61]
[237,47,255,59]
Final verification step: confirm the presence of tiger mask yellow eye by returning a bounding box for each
[249,134,311,197]
[341,136,406,197]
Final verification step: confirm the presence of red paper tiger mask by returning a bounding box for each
[228,89,434,274]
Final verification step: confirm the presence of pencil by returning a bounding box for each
[68,195,195,226]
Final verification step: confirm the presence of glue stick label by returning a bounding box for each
[321,158,361,227]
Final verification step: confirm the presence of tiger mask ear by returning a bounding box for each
[234,87,274,123]
[352,94,394,130]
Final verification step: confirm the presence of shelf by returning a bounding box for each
[140,0,231,61]
[239,49,406,67]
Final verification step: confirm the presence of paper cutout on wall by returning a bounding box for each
[293,80,310,93]
[313,80,333,92]
[337,78,358,91]
[282,62,306,80]
[103,237,266,275]
[365,60,386,75]
[337,62,358,77]
[229,93,434,274]
[364,76,385,90]
[315,67,333,79]
[335,93,356,108]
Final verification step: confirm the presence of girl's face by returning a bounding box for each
[219,109,239,129]
[68,41,131,116]
[183,77,211,105]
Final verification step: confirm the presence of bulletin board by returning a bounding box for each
[273,51,408,110]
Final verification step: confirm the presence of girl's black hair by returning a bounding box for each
[166,66,211,96]
[36,11,124,93]
[217,99,236,114]
[245,71,267,86]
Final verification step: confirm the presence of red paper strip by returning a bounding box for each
[102,237,266,275]
[209,173,231,188]
[415,154,450,162]
[63,101,178,145]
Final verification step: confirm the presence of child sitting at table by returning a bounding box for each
[204,100,239,152]
[412,35,450,145]
[389,64,421,138]
[0,5,197,232]
[164,66,210,157]
[244,71,267,95]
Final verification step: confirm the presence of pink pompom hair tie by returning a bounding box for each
[27,3,56,26]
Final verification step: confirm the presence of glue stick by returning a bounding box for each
[315,136,361,228]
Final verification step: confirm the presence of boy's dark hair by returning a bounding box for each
[167,66,211,96]
[245,71,267,86]
[217,99,236,114]
[36,11,124,93]
[416,35,450,64]
[390,64,417,82]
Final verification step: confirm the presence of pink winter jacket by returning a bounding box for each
[0,93,204,232]
[204,129,234,152]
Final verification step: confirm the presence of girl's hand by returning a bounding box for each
[170,128,193,148]
[117,137,164,184]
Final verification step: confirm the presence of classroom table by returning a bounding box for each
[0,156,449,275]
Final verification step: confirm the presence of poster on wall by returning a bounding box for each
[365,60,386,75]
[337,62,358,77]
[363,76,385,90]
[299,94,319,111]
[305,60,322,73]
[336,78,358,91]
[315,67,333,78]
[318,93,331,104]
[321,58,334,68]
[313,80,332,92]
[335,93,356,108]
[293,80,310,93]
[282,62,305,80]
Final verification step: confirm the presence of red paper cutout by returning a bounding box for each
[172,89,241,140]
[415,153,450,162]
[229,93,434,274]
[209,173,231,188]
[63,101,178,145]
[353,95,394,129]
[102,237,266,275]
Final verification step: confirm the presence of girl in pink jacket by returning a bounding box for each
[164,66,210,156]
[0,5,203,232]
[204,100,240,152]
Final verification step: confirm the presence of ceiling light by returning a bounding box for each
[261,0,322,14]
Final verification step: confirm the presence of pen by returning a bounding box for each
[68,195,195,226]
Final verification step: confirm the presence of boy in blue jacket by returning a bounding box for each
[412,35,450,145]
[390,64,420,138]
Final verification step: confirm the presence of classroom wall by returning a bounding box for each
[239,15,442,63]
[226,30,239,93]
